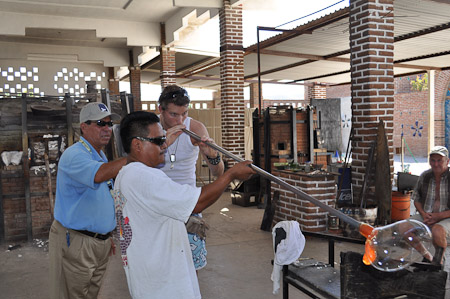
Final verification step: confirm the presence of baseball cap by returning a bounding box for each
[80,102,120,123]
[429,146,449,158]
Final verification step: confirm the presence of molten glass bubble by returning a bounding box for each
[363,219,433,272]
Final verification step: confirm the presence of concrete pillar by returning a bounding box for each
[350,0,394,193]
[129,66,142,111]
[219,0,245,166]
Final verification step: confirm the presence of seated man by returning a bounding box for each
[410,146,450,265]
[113,111,255,298]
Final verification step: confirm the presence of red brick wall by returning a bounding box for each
[271,171,336,232]
[2,168,55,241]
[326,71,450,157]
[394,91,428,156]
[327,84,351,98]
[219,0,245,166]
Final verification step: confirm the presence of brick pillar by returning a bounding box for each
[160,46,176,89]
[129,66,142,111]
[350,0,394,193]
[311,84,326,99]
[249,83,260,108]
[108,67,119,96]
[304,84,311,103]
[219,0,245,166]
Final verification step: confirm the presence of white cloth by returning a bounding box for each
[114,162,202,299]
[271,221,305,295]
[160,117,199,186]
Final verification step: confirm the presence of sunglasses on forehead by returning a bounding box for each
[85,120,114,127]
[165,90,189,100]
[133,136,167,146]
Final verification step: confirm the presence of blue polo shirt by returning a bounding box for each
[54,136,116,234]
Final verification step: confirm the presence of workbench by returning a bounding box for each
[282,231,447,299]
[282,231,364,299]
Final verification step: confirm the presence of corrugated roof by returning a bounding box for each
[149,0,450,89]
[238,0,450,85]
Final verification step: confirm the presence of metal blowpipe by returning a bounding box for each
[182,128,361,229]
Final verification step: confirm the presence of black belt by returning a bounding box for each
[75,230,111,240]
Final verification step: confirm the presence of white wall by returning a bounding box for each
[0,60,109,96]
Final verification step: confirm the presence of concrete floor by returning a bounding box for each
[0,191,365,299]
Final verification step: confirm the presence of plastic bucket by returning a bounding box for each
[391,191,411,221]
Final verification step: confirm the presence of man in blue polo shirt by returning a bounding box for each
[49,102,127,299]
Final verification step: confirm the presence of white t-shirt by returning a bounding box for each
[114,162,202,299]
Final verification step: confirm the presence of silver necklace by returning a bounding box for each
[168,138,180,169]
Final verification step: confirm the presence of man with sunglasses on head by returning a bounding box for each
[158,85,224,271]
[114,111,255,298]
[49,102,127,299]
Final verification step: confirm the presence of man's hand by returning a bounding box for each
[423,212,442,227]
[228,161,256,181]
[109,238,116,256]
[197,136,219,158]
[165,124,185,146]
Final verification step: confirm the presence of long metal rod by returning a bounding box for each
[183,129,361,229]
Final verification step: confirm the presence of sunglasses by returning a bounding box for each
[133,136,167,146]
[165,90,189,100]
[85,120,114,127]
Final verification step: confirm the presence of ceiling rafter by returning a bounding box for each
[244,7,350,54]
[243,21,450,81]
[291,50,450,83]
[257,49,441,71]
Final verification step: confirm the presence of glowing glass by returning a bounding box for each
[362,219,433,272]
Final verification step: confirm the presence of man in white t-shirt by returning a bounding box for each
[113,111,255,299]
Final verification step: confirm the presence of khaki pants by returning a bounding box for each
[49,220,112,299]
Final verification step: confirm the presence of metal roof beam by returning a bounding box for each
[395,50,450,64]
[244,8,350,54]
[395,22,450,42]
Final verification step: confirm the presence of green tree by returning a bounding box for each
[410,73,428,91]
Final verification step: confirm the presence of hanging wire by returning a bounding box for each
[275,0,346,28]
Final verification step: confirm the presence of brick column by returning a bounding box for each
[129,66,141,111]
[219,0,245,166]
[249,83,260,108]
[108,67,119,96]
[311,84,326,99]
[305,83,327,101]
[160,46,176,89]
[350,0,394,192]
